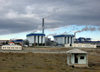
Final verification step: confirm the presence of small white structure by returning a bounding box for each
[65,44,71,47]
[1,45,22,50]
[72,43,96,48]
[27,33,45,46]
[67,49,88,67]
[54,34,75,46]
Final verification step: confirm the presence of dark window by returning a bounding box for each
[80,56,84,59]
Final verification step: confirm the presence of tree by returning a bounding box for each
[2,42,6,45]
[23,40,29,46]
[5,41,9,44]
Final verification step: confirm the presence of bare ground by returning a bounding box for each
[0,48,100,72]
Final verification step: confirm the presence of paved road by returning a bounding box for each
[0,48,100,55]
[0,48,67,54]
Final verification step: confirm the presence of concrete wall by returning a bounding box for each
[1,45,22,50]
[55,37,64,44]
[65,44,70,47]
[68,54,87,65]
[71,54,75,64]
[27,35,45,44]
[72,43,96,48]
[55,36,74,45]
[42,36,45,43]
[39,36,41,43]
[78,54,87,64]
[67,55,69,65]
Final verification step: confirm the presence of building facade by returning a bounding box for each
[54,34,75,46]
[67,49,88,67]
[75,37,91,43]
[26,33,45,46]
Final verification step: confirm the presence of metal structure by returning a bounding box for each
[42,18,44,34]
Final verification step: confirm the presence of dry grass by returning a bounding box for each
[0,50,100,72]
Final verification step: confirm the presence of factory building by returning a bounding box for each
[26,33,45,46]
[54,34,75,46]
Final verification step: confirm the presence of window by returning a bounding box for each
[80,56,84,59]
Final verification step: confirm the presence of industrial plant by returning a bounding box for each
[0,10,99,71]
[0,0,100,72]
[23,18,98,48]
[27,33,45,46]
[0,18,99,48]
[25,18,75,47]
[0,11,99,72]
[54,34,75,46]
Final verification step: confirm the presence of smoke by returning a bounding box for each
[98,27,100,30]
[47,33,57,37]
[74,26,97,34]
[47,31,68,37]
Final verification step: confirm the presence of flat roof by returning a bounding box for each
[27,33,45,37]
[54,34,75,37]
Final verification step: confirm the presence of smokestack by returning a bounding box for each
[42,18,44,34]
[74,32,76,37]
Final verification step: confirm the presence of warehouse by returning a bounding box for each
[26,33,45,46]
[54,34,75,46]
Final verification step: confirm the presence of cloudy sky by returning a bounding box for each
[0,0,100,40]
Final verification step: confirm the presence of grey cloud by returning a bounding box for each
[0,0,100,35]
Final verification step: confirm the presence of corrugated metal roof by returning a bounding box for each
[67,49,87,54]
[27,33,45,37]
[54,34,74,38]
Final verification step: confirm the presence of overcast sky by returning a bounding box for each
[0,0,100,40]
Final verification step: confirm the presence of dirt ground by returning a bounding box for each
[0,49,100,72]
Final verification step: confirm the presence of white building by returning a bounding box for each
[1,45,22,50]
[72,43,96,48]
[67,49,88,67]
[27,33,45,46]
[54,34,75,46]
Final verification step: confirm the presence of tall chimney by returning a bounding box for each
[74,32,76,37]
[42,18,44,34]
